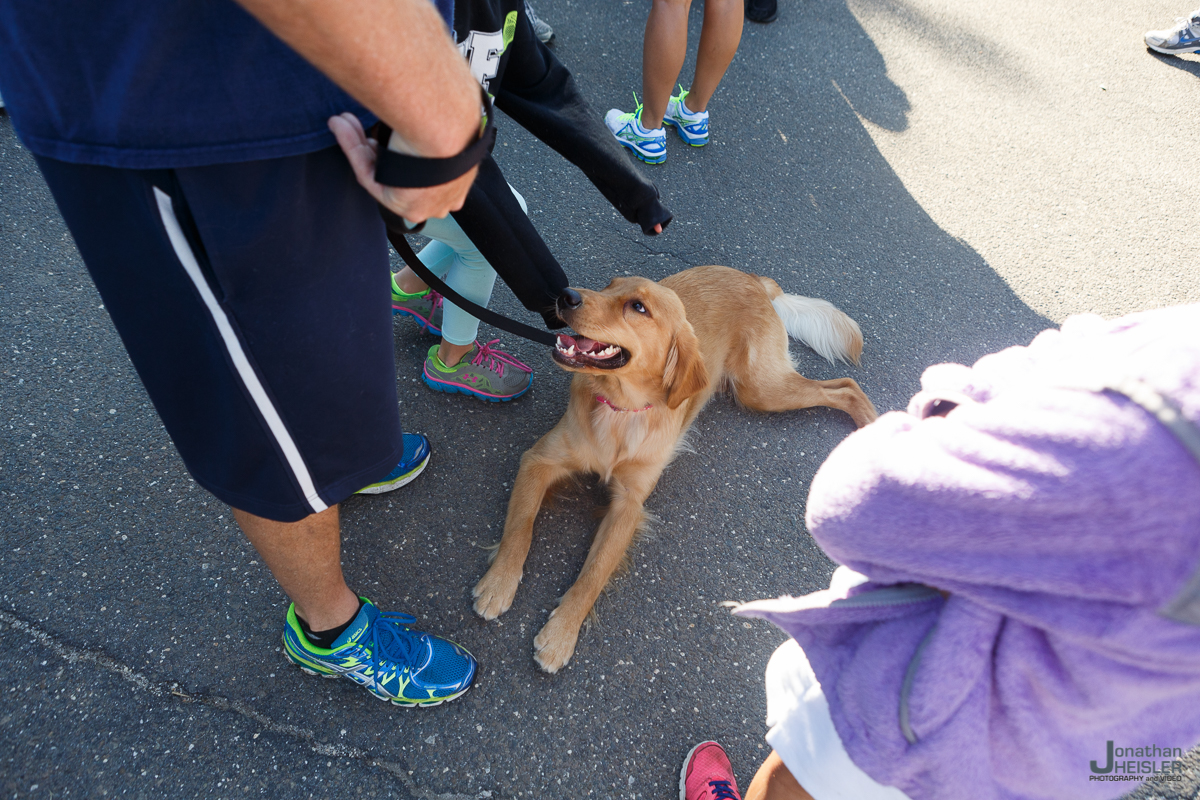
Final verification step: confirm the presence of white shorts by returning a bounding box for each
[764,638,913,800]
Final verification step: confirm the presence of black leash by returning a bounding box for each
[382,213,559,348]
[371,88,559,348]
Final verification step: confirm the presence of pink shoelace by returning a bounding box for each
[427,290,443,319]
[472,339,532,377]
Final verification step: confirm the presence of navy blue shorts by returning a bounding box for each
[36,147,404,522]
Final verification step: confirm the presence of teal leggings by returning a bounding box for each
[415,185,528,346]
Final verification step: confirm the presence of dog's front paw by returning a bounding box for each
[533,610,581,674]
[472,565,521,620]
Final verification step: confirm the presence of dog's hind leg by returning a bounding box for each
[533,463,661,673]
[736,371,877,428]
[473,435,573,620]
[730,331,878,427]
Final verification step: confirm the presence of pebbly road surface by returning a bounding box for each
[2,0,1198,798]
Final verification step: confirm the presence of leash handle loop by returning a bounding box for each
[374,88,497,189]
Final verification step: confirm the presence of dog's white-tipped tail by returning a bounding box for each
[771,294,864,365]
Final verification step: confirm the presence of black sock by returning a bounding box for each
[299,598,364,649]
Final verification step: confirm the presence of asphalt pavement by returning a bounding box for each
[2,0,1198,798]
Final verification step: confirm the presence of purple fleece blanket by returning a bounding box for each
[736,304,1200,800]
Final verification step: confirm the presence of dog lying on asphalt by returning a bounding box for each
[472,265,878,672]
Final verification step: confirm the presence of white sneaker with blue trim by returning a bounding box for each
[605,96,668,165]
[1145,10,1200,54]
[664,88,710,147]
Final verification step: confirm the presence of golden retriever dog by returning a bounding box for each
[473,265,877,672]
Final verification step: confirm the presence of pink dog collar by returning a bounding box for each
[596,395,653,413]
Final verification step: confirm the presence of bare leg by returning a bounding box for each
[232,505,360,631]
[393,266,473,366]
[436,340,473,367]
[641,0,692,129]
[394,265,428,295]
[745,750,815,800]
[686,0,744,113]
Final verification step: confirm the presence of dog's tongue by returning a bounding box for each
[556,334,617,358]
[576,337,605,353]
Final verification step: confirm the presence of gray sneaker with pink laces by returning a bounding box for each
[391,273,444,336]
[422,340,532,402]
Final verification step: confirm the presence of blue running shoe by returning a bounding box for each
[1145,10,1200,54]
[664,87,710,147]
[283,599,477,707]
[605,95,668,164]
[356,433,430,494]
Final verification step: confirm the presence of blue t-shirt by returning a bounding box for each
[0,0,454,168]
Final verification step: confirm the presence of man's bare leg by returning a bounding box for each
[232,505,360,631]
[744,750,814,800]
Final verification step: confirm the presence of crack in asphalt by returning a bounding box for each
[619,231,698,265]
[0,608,498,800]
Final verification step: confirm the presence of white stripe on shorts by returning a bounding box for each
[153,187,328,515]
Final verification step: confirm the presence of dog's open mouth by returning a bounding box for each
[553,335,630,370]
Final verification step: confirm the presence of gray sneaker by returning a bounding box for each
[525,0,555,45]
[422,340,533,402]
[391,273,443,336]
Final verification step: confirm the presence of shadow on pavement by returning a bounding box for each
[807,0,912,132]
[0,2,1059,798]
[1149,49,1200,77]
[849,0,1030,90]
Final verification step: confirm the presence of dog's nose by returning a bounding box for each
[560,288,583,310]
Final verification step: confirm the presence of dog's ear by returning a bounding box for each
[663,322,709,409]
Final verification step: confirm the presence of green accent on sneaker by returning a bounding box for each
[665,87,710,147]
[286,604,337,657]
[631,92,651,132]
[390,273,429,302]
[431,347,462,373]
[676,85,692,114]
[355,433,430,495]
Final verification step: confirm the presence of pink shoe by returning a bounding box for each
[680,741,742,800]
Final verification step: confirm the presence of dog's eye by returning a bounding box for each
[631,301,647,314]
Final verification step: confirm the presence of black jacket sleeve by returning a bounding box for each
[450,154,569,329]
[492,16,673,235]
